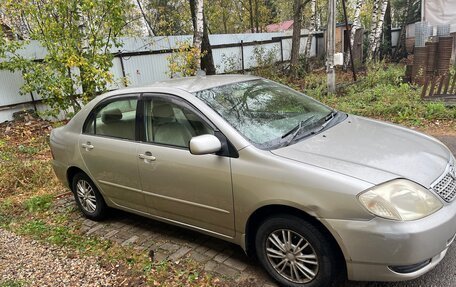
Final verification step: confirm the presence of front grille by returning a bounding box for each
[432,172,456,203]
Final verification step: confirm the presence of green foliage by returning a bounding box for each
[249,46,282,80]
[0,0,132,118]
[308,64,455,125]
[19,219,48,237]
[257,63,455,126]
[0,280,26,287]
[24,195,53,213]
[17,144,40,155]
[140,0,192,36]
[167,41,204,78]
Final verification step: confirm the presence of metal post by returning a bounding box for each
[118,50,127,87]
[280,39,284,62]
[240,40,245,74]
[421,0,425,21]
[342,0,357,81]
[327,0,336,93]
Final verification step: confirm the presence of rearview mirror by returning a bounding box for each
[189,134,222,155]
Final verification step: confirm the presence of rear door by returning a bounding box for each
[79,95,147,213]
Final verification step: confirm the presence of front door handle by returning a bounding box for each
[139,152,156,162]
[81,142,94,151]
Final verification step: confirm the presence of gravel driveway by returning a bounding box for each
[0,229,127,287]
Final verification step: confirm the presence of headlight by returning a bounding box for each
[358,179,443,221]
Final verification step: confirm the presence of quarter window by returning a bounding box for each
[85,98,138,140]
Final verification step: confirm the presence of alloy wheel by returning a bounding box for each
[265,229,319,284]
[76,179,97,213]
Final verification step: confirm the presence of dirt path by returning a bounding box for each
[0,229,130,287]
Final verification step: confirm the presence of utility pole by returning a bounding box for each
[327,0,336,93]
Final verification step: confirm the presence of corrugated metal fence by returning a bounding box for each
[0,31,323,121]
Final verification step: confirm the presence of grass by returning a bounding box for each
[255,62,456,129]
[0,280,26,287]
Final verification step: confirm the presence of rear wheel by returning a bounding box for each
[255,215,339,287]
[72,173,107,220]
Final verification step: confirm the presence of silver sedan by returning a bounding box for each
[50,75,456,287]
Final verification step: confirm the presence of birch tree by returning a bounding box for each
[303,0,316,59]
[344,0,363,68]
[367,0,389,61]
[290,0,303,75]
[189,0,204,70]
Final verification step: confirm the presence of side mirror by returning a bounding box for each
[189,134,222,155]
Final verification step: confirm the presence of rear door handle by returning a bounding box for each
[139,152,156,161]
[81,142,94,151]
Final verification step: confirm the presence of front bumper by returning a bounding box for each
[325,201,456,281]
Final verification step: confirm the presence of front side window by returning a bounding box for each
[143,97,213,148]
[85,98,138,140]
[194,79,334,149]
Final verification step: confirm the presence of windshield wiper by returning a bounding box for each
[312,111,338,134]
[324,110,337,125]
[281,115,316,146]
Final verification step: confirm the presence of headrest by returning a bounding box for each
[101,108,123,124]
[153,102,175,122]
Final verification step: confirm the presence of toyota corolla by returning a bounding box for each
[50,75,456,287]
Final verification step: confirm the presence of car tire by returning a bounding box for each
[72,172,107,220]
[255,214,339,287]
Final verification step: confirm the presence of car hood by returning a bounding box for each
[271,115,451,187]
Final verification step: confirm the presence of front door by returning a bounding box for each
[79,96,147,213]
[137,95,235,237]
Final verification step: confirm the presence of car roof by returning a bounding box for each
[111,74,261,95]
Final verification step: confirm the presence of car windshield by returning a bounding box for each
[194,79,333,149]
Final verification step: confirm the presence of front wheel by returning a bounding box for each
[255,215,339,287]
[72,173,107,220]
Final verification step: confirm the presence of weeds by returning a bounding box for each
[0,280,26,287]
[24,195,53,212]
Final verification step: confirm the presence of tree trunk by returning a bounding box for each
[254,0,259,32]
[367,0,380,62]
[304,0,316,60]
[393,0,410,61]
[135,0,155,36]
[189,0,204,70]
[221,1,228,34]
[201,13,216,75]
[248,0,254,33]
[290,0,303,75]
[373,0,389,57]
[344,0,363,68]
[190,0,213,74]
[368,0,388,61]
[383,0,392,59]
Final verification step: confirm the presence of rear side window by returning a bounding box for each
[84,98,138,140]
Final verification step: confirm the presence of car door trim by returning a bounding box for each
[116,204,234,240]
[144,190,231,214]
[98,180,144,194]
[100,179,230,214]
